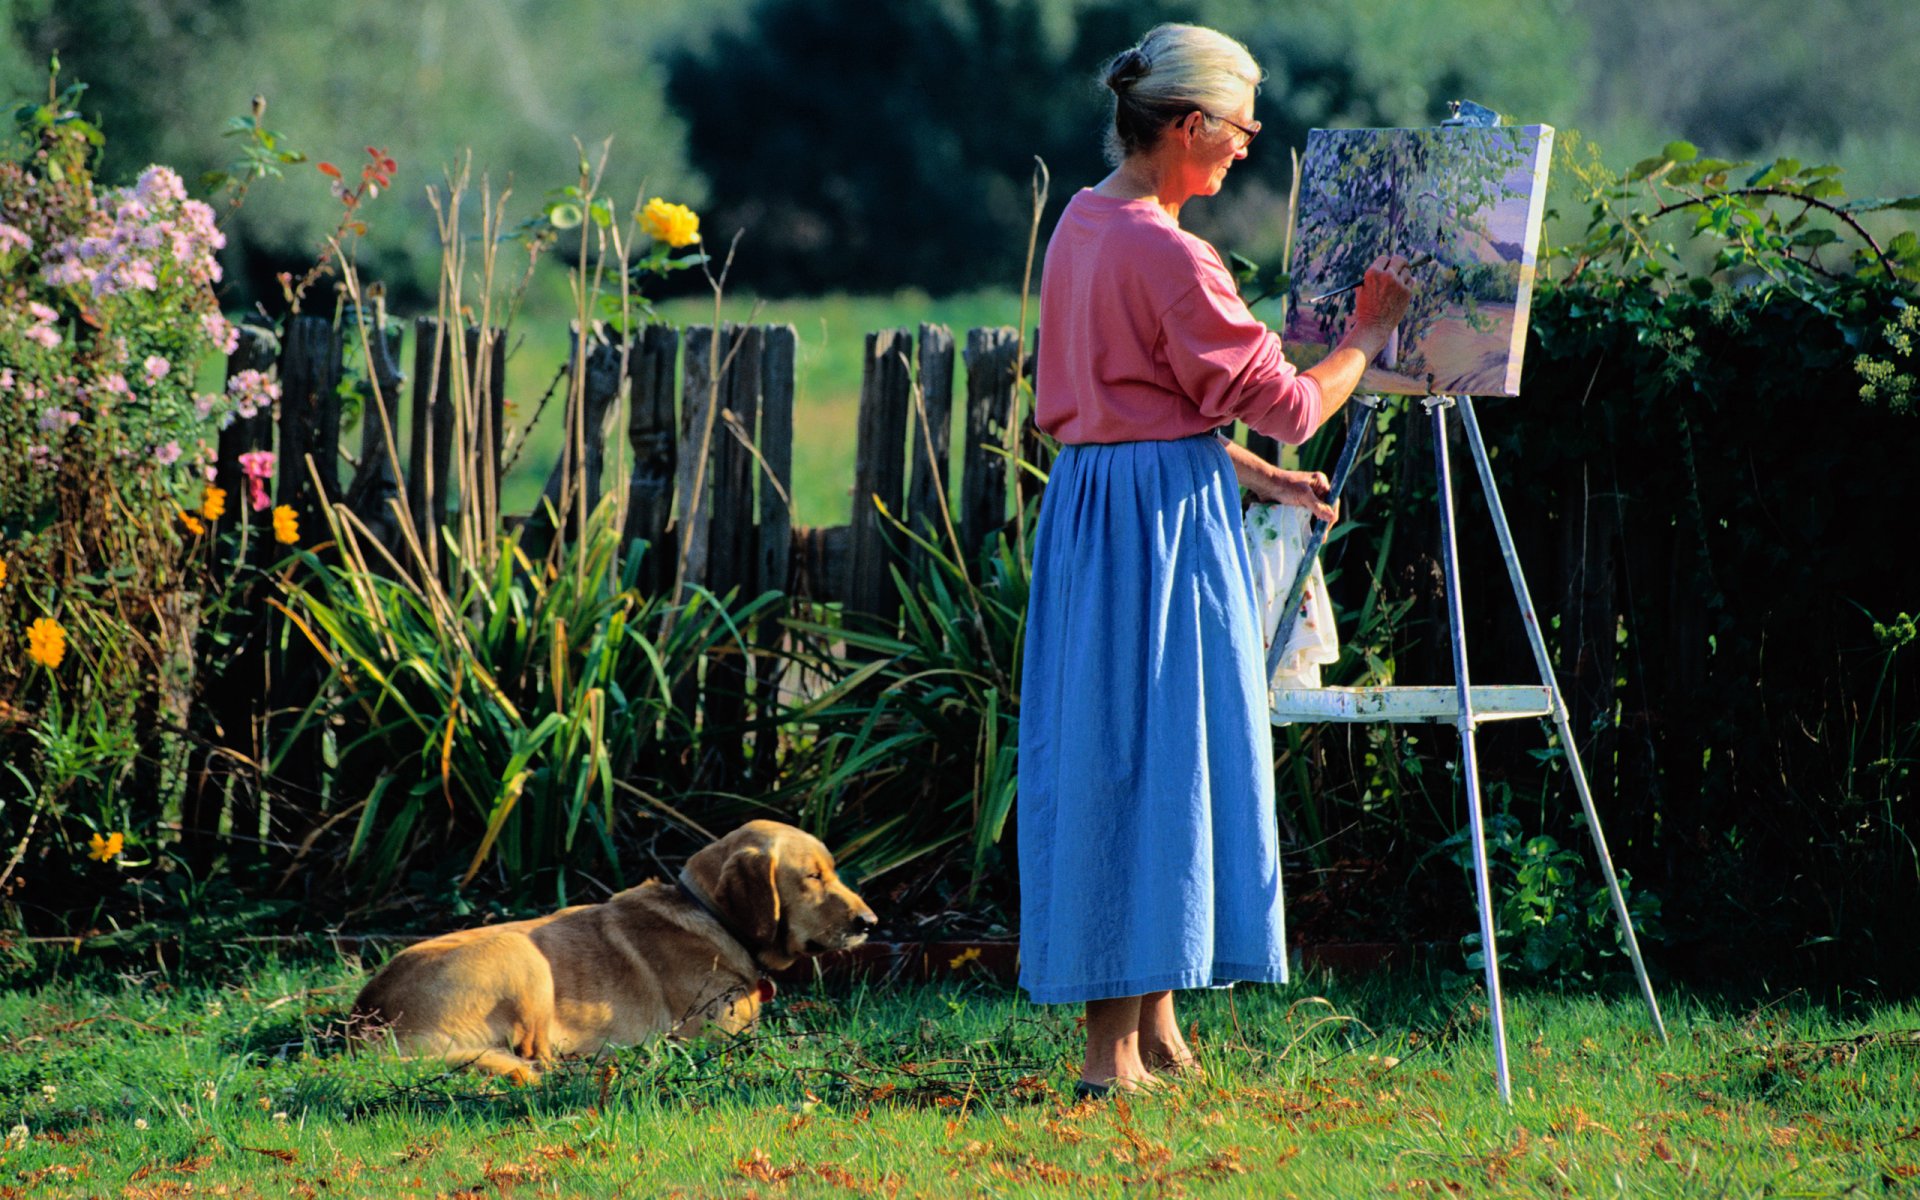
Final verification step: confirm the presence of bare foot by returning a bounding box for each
[1136,991,1199,1078]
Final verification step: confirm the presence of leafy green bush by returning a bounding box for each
[1440,804,1663,985]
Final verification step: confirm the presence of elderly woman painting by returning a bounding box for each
[1019,23,1413,1096]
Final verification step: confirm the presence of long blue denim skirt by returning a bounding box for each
[1017,434,1289,1004]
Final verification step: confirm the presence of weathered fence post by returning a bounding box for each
[184,325,279,876]
[847,328,914,629]
[754,325,798,779]
[473,324,506,539]
[625,323,680,594]
[758,326,797,601]
[524,322,625,558]
[344,309,408,561]
[675,325,719,592]
[709,324,764,601]
[701,325,765,781]
[278,314,343,516]
[480,328,510,533]
[908,324,956,574]
[407,316,454,573]
[960,327,1020,565]
[1017,332,1050,517]
[268,313,344,863]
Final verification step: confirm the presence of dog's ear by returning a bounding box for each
[710,844,781,951]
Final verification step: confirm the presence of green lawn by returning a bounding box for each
[494,285,1029,530]
[5,954,1917,1197]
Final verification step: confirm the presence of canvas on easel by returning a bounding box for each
[1283,124,1553,397]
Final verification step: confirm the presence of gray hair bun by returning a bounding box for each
[1105,48,1151,93]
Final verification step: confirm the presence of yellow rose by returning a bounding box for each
[200,485,227,522]
[27,617,65,669]
[640,197,701,248]
[272,504,299,545]
[88,831,124,862]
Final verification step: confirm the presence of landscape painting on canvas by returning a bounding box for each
[1283,124,1554,397]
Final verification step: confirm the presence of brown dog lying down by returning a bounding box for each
[351,820,876,1081]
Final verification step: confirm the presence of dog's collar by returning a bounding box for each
[676,870,775,983]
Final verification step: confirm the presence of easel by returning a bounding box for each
[1266,387,1668,1102]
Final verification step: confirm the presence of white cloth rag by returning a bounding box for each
[1243,501,1341,694]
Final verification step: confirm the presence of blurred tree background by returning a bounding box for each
[5,0,1916,303]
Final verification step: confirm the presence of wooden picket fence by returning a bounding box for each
[211,314,1036,614]
[177,311,1050,863]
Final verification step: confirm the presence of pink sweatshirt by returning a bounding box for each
[1035,189,1323,446]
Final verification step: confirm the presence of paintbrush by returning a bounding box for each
[1304,252,1435,305]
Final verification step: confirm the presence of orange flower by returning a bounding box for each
[0,556,8,588]
[200,485,227,522]
[26,617,65,668]
[180,510,205,536]
[272,504,299,545]
[88,831,124,862]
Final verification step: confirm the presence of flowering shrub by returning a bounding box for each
[2,162,240,512]
[0,73,269,904]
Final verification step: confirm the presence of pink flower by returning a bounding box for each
[37,408,79,431]
[135,165,187,206]
[28,444,55,470]
[153,440,182,466]
[99,373,130,396]
[0,223,30,253]
[24,324,59,349]
[202,312,239,355]
[27,302,56,323]
[112,259,158,293]
[226,369,280,419]
[40,258,89,288]
[144,355,170,382]
[0,368,13,390]
[238,449,275,511]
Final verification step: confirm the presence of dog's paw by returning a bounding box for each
[505,1064,540,1088]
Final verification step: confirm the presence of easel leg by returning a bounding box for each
[1429,396,1514,1105]
[1455,395,1670,1044]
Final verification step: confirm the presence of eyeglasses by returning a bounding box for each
[1199,109,1261,149]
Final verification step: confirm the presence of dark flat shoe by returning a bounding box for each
[1144,1052,1202,1079]
[1073,1076,1167,1100]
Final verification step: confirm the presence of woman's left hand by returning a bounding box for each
[1249,468,1338,523]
